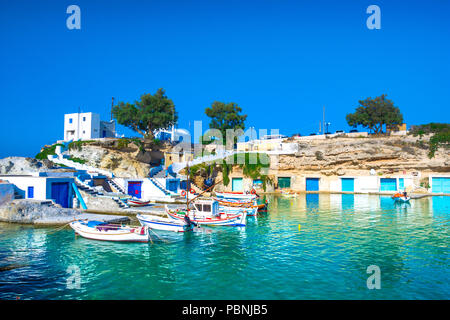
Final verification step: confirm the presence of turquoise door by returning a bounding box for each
[278,177,291,189]
[432,177,450,193]
[306,178,319,191]
[232,178,243,192]
[341,178,354,192]
[398,178,405,191]
[380,178,397,191]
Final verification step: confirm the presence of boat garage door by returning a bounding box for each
[306,178,319,191]
[341,178,354,192]
[380,178,397,192]
[278,177,291,189]
[232,178,243,192]
[128,181,142,199]
[51,182,70,208]
[432,177,450,193]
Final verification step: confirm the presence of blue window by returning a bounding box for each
[83,117,86,121]
[69,118,73,124]
[27,186,34,198]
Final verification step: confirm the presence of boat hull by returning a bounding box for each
[166,208,246,227]
[137,214,193,233]
[70,221,150,242]
[215,191,257,201]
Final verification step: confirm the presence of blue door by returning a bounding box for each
[166,179,178,192]
[232,178,243,192]
[432,177,450,193]
[380,178,397,191]
[398,178,405,191]
[306,178,319,191]
[51,182,69,208]
[341,178,354,192]
[127,181,142,198]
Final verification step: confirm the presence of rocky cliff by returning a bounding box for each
[275,135,449,176]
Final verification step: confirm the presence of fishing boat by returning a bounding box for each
[165,199,247,226]
[214,197,268,214]
[136,214,195,233]
[127,199,151,207]
[281,190,298,198]
[215,191,257,201]
[69,220,150,242]
[392,193,410,203]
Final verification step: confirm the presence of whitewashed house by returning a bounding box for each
[0,173,75,208]
[64,112,115,141]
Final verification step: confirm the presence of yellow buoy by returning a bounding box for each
[298,224,301,231]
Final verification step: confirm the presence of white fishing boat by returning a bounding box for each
[281,190,298,198]
[219,204,258,216]
[70,220,150,242]
[215,191,257,201]
[136,214,195,233]
[165,199,247,226]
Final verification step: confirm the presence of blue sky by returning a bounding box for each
[0,0,449,158]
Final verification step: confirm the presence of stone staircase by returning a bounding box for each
[112,197,130,209]
[148,177,172,196]
[74,177,104,196]
[108,178,127,194]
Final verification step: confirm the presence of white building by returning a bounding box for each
[0,173,75,208]
[64,112,115,141]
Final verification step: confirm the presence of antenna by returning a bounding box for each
[111,97,114,121]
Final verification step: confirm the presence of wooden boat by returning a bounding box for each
[165,199,247,226]
[214,197,267,213]
[281,190,298,198]
[392,196,410,203]
[137,214,195,233]
[69,220,150,242]
[127,199,151,207]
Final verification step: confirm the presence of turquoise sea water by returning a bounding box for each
[0,194,448,300]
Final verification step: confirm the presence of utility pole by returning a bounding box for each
[111,97,114,121]
[323,106,325,134]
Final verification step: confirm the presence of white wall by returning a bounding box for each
[64,112,100,141]
[0,176,74,207]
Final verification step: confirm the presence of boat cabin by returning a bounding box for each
[192,199,220,216]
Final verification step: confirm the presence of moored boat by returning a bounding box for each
[69,220,150,242]
[127,199,151,207]
[137,214,195,233]
[215,191,257,201]
[165,199,247,226]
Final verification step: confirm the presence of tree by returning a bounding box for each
[346,94,403,134]
[204,101,247,146]
[112,88,178,140]
[409,123,450,158]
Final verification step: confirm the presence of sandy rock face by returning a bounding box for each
[274,136,449,174]
[0,157,51,175]
[69,145,151,178]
